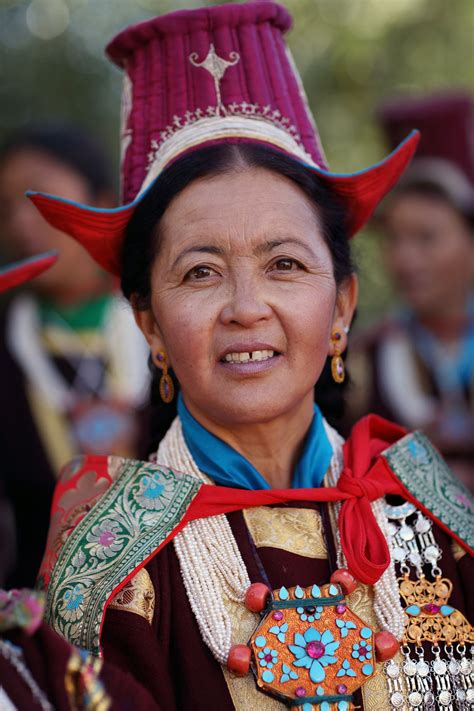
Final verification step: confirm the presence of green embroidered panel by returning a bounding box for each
[46,459,201,655]
[383,432,473,550]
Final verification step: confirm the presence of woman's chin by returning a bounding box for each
[191,388,311,429]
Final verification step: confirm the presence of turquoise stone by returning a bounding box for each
[329,584,339,596]
[441,605,455,616]
[406,605,421,616]
[311,585,321,597]
[262,670,274,683]
[279,586,289,600]
[360,627,372,639]
[338,703,349,711]
[362,663,373,676]
[294,585,304,599]
[255,635,266,647]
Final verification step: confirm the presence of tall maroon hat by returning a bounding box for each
[0,251,58,294]
[378,91,474,214]
[27,2,419,276]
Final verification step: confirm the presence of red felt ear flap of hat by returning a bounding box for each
[0,251,59,294]
[26,193,136,276]
[27,130,419,277]
[313,130,420,237]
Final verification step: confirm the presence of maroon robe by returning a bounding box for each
[101,502,473,709]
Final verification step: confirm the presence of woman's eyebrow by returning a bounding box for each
[171,245,224,270]
[253,238,316,257]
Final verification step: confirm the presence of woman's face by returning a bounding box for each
[383,192,474,317]
[0,148,111,300]
[137,167,356,428]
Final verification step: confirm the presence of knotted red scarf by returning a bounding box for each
[182,415,411,585]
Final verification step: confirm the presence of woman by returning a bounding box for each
[0,122,150,587]
[30,4,472,710]
[346,93,474,490]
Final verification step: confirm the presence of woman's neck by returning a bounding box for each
[184,393,315,489]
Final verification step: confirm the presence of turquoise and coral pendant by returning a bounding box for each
[247,583,377,710]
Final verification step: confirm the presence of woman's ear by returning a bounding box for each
[132,302,165,354]
[330,273,358,354]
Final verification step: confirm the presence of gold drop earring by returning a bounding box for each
[154,350,175,403]
[330,331,345,384]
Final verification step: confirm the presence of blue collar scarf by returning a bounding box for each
[177,395,333,490]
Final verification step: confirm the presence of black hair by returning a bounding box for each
[121,143,355,445]
[0,121,113,197]
[388,180,474,232]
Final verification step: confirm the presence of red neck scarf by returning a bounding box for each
[180,415,444,585]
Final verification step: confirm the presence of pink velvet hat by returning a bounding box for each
[0,251,58,294]
[27,2,419,276]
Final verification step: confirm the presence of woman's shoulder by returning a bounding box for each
[359,416,473,551]
[40,453,202,654]
[38,454,201,591]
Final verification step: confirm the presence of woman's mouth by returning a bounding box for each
[219,349,281,374]
[222,349,275,363]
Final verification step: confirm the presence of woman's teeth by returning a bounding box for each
[223,350,275,363]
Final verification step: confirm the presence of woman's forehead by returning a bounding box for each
[159,167,323,251]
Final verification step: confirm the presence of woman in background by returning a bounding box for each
[0,123,149,586]
[348,93,474,489]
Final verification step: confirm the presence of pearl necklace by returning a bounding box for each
[157,418,250,664]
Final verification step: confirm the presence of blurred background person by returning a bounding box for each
[347,92,474,489]
[0,122,150,587]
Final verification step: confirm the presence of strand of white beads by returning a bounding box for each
[324,422,405,641]
[157,418,250,664]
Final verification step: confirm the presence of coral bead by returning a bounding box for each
[227,644,251,676]
[244,583,271,612]
[375,631,400,662]
[330,568,358,595]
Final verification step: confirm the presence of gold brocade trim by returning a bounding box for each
[108,567,155,624]
[222,594,284,710]
[27,384,75,476]
[65,648,111,711]
[243,507,328,559]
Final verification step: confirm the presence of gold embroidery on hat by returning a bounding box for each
[189,44,240,115]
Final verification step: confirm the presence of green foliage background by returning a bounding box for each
[0,0,473,326]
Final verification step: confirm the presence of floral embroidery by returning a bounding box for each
[351,640,372,662]
[134,469,175,511]
[61,585,85,622]
[258,647,278,669]
[85,519,123,560]
[289,628,339,683]
[46,460,201,654]
[335,618,357,638]
[296,605,323,623]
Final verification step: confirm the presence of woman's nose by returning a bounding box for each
[219,275,273,328]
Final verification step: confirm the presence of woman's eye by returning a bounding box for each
[186,265,215,280]
[271,258,302,271]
